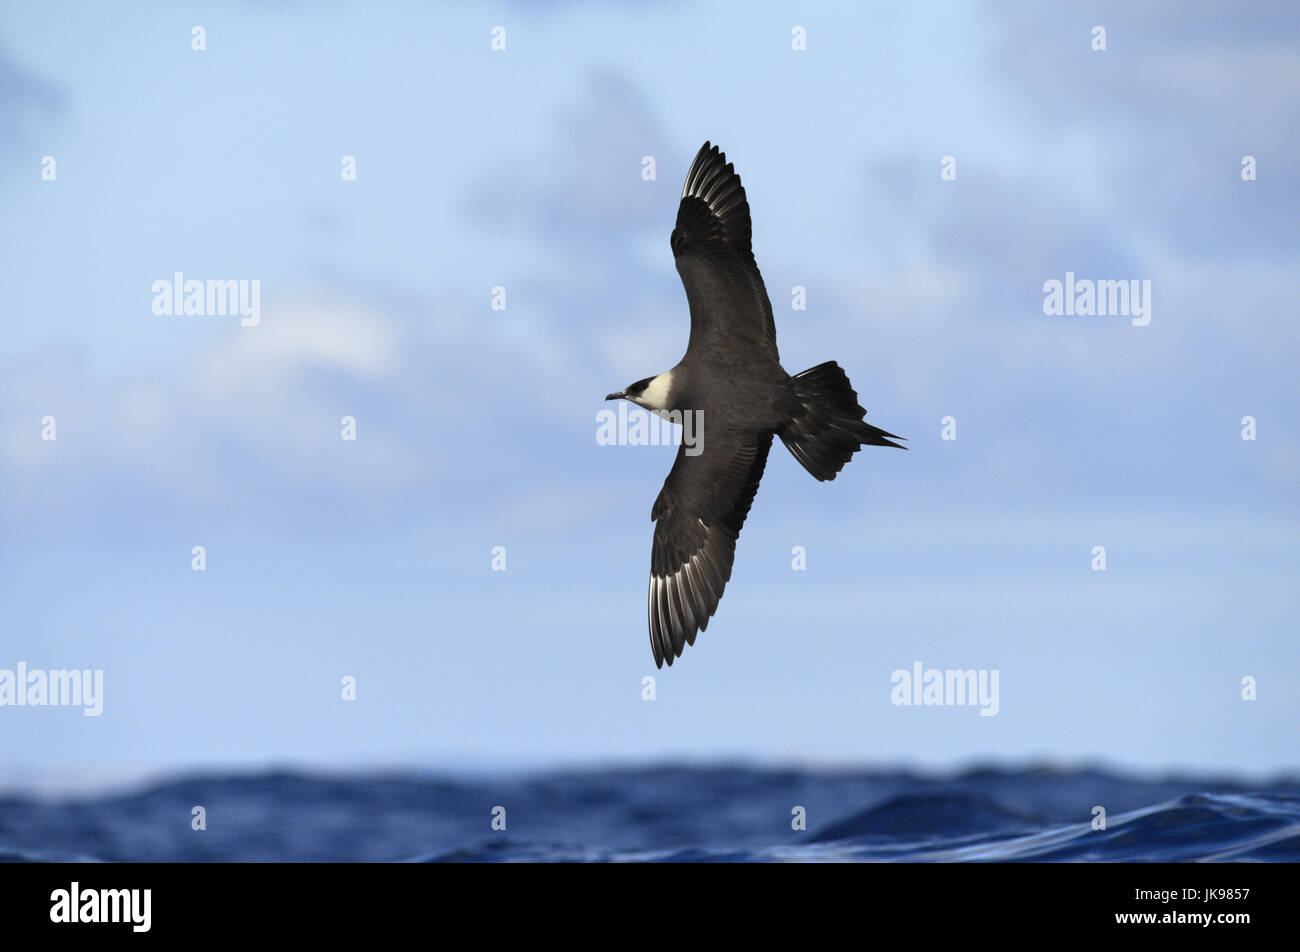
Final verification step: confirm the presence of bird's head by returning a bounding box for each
[606,371,675,413]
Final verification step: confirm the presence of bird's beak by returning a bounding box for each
[605,390,625,401]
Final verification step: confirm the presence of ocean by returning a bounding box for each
[2,765,1297,862]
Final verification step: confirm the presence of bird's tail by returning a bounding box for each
[779,361,906,481]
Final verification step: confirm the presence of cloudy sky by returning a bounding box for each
[1,1,1297,788]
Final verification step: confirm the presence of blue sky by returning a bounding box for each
[1,1,1297,789]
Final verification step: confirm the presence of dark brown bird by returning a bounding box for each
[606,142,905,667]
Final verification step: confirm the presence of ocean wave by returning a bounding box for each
[2,767,1296,862]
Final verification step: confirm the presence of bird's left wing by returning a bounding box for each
[648,429,773,667]
[671,142,779,361]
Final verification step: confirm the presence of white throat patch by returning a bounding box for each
[636,371,674,413]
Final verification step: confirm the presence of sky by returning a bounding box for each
[1,1,1297,789]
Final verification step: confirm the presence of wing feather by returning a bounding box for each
[671,142,779,361]
[648,430,773,667]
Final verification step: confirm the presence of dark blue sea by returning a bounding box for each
[2,765,1297,862]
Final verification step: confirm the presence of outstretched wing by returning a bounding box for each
[648,430,773,667]
[671,142,779,361]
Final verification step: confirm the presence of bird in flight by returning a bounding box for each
[606,142,905,668]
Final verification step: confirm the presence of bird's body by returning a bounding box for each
[607,142,904,668]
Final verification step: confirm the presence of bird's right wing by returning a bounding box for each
[671,142,780,361]
[648,429,773,667]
